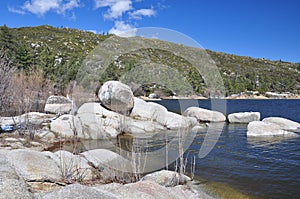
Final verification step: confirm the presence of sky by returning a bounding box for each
[0,0,300,63]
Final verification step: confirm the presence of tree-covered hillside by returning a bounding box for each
[1,25,299,97]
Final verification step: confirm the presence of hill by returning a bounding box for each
[1,25,299,97]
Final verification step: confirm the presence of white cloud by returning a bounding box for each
[8,6,26,15]
[109,21,137,37]
[9,0,80,16]
[58,0,81,14]
[95,0,132,19]
[129,8,155,19]
[22,0,60,16]
[104,1,132,19]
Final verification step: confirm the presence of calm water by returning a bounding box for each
[152,99,300,199]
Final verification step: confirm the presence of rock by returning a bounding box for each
[141,170,191,187]
[53,150,93,181]
[0,112,54,126]
[6,149,61,181]
[262,117,300,132]
[130,97,161,120]
[183,107,226,122]
[0,150,33,199]
[77,103,121,119]
[131,100,196,129]
[35,130,56,141]
[247,121,298,137]
[77,102,166,139]
[38,184,119,199]
[96,180,177,199]
[124,180,181,199]
[228,112,260,123]
[50,114,83,139]
[81,149,132,175]
[124,119,166,135]
[167,184,213,199]
[191,125,204,133]
[156,111,198,130]
[98,81,134,115]
[77,103,121,139]
[44,95,73,114]
[149,93,160,99]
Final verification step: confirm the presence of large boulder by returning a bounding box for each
[183,107,226,122]
[77,103,121,139]
[6,149,61,181]
[156,111,197,130]
[98,81,134,115]
[81,149,132,174]
[0,150,33,199]
[130,97,163,120]
[262,117,300,132]
[44,95,73,114]
[131,98,196,130]
[228,112,260,123]
[52,150,94,181]
[76,102,167,138]
[50,114,83,138]
[247,121,298,137]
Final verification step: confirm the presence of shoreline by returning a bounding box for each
[140,94,300,100]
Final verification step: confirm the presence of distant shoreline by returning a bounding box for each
[140,94,300,100]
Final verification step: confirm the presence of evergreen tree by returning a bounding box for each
[0,25,17,62]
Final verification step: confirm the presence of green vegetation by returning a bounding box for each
[1,25,299,97]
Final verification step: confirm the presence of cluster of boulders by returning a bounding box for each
[0,148,213,199]
[3,80,299,140]
[247,117,300,137]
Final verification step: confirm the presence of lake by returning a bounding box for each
[58,99,300,198]
[152,99,300,198]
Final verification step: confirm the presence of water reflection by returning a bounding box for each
[247,136,299,148]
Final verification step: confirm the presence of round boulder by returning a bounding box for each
[98,81,134,115]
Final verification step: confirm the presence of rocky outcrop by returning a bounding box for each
[262,117,300,132]
[98,81,134,115]
[228,112,260,123]
[183,107,226,122]
[247,119,299,137]
[44,95,73,114]
[1,148,213,199]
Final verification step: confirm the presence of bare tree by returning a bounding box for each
[0,49,15,115]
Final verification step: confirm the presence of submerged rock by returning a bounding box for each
[228,112,260,123]
[183,107,226,122]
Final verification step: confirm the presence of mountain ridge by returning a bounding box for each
[1,25,299,97]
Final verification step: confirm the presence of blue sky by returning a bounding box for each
[1,0,299,62]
